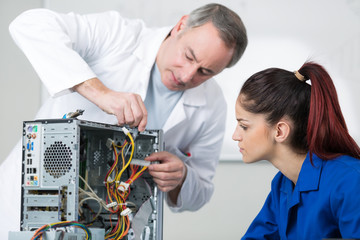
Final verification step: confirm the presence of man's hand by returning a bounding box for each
[146,151,187,203]
[99,90,147,131]
[73,78,147,131]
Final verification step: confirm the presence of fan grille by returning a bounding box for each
[43,141,73,178]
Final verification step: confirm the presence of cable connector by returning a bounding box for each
[120,207,132,216]
[122,127,129,136]
[106,138,115,150]
[62,109,84,119]
[106,202,118,208]
[131,159,150,166]
[118,181,130,192]
[106,176,114,183]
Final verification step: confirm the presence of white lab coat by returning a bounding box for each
[0,9,226,236]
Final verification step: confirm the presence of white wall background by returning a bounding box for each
[1,0,359,239]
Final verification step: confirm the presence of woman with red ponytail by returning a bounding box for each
[233,61,360,239]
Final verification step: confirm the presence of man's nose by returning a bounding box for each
[181,64,198,83]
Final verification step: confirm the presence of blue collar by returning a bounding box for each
[280,152,323,209]
[297,153,323,192]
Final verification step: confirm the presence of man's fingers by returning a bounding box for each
[146,151,187,193]
[154,179,179,188]
[128,94,147,130]
[110,93,147,131]
[148,169,183,180]
[136,95,148,131]
[114,107,126,126]
[148,162,178,173]
[151,177,181,192]
[123,104,135,125]
[145,151,171,161]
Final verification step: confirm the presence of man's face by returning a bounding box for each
[156,17,234,91]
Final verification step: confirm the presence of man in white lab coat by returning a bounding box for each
[1,3,247,236]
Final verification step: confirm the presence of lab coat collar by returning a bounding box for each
[133,26,172,70]
[162,82,208,132]
[131,26,172,100]
[280,152,323,209]
[182,83,207,107]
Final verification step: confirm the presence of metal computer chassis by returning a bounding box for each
[16,119,164,240]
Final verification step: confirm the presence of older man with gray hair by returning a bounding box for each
[0,3,247,237]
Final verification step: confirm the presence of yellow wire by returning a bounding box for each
[121,142,127,169]
[119,216,125,238]
[128,166,148,184]
[105,215,125,239]
[106,141,122,204]
[115,134,134,187]
[105,216,119,239]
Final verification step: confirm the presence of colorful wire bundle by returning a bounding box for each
[103,128,148,239]
[31,221,92,240]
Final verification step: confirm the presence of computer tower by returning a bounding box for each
[16,118,164,240]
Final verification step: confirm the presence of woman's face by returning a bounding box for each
[232,97,276,163]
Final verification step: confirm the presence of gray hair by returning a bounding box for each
[186,3,248,68]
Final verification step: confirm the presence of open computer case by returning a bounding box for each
[9,118,164,240]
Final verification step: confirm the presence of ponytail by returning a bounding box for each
[298,62,360,160]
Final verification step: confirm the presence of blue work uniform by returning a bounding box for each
[242,153,360,239]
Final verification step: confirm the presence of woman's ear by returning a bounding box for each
[171,15,189,36]
[274,121,291,143]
